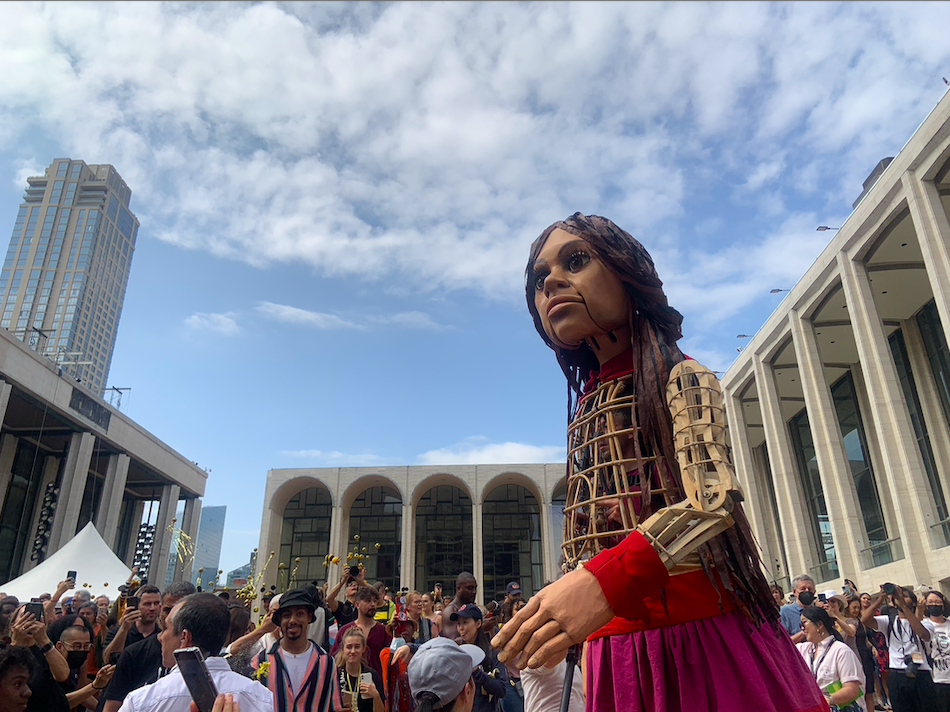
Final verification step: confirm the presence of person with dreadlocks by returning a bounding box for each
[492,213,824,712]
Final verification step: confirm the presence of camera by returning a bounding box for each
[882,582,898,595]
[904,654,918,678]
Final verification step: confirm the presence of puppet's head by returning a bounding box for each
[525,213,684,389]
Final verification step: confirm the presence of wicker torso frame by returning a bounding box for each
[562,373,680,569]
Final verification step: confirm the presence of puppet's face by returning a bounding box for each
[532,229,630,349]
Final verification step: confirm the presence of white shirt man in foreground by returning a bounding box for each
[118,593,273,712]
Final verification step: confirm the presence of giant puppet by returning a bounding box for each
[492,214,826,712]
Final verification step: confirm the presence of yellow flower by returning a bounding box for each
[332,557,339,564]
[254,662,270,680]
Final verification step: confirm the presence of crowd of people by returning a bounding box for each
[0,568,581,712]
[7,564,950,712]
[776,574,950,712]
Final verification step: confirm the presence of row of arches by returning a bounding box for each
[277,481,556,602]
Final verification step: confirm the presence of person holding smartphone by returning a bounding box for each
[334,626,384,712]
[120,593,272,712]
[327,569,364,628]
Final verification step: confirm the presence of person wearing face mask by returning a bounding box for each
[780,575,817,644]
[47,616,116,710]
[923,591,950,711]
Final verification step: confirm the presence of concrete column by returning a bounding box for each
[174,497,200,583]
[0,433,19,514]
[838,254,935,577]
[20,456,62,573]
[48,432,95,553]
[789,309,863,578]
[538,494,555,585]
[399,503,412,591]
[753,354,814,577]
[95,453,129,548]
[0,381,12,479]
[148,484,180,586]
[725,390,780,581]
[903,171,950,346]
[123,499,145,567]
[256,495,284,592]
[328,505,345,585]
[472,502,484,602]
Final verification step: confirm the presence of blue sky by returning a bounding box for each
[1,1,948,574]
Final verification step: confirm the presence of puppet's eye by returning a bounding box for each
[565,250,590,272]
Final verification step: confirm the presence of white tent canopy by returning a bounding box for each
[1,522,132,601]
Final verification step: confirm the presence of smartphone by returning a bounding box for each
[175,647,219,712]
[817,593,827,603]
[359,672,373,698]
[126,596,140,609]
[67,570,77,582]
[25,602,44,620]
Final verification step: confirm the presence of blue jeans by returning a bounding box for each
[501,678,524,712]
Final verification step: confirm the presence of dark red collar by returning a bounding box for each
[584,350,634,394]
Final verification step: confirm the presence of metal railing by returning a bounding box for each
[859,537,904,570]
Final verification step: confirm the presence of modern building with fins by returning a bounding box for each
[722,89,950,594]
[1,159,138,394]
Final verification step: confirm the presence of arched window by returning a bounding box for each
[415,485,473,597]
[482,485,542,602]
[280,486,333,585]
[348,486,402,594]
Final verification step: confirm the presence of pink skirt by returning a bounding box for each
[585,610,828,712]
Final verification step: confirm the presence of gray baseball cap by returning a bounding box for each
[407,637,485,708]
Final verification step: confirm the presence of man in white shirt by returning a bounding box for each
[118,593,273,712]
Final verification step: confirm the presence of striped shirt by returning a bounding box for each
[254,641,345,712]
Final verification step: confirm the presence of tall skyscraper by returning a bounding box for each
[192,505,227,586]
[1,159,138,394]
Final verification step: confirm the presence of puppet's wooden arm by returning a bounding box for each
[636,361,740,572]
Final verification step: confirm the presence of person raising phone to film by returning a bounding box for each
[861,583,936,712]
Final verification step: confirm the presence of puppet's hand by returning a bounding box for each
[491,567,612,669]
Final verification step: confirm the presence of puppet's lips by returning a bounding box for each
[547,297,582,316]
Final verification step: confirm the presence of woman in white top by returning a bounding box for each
[924,590,950,712]
[797,606,866,711]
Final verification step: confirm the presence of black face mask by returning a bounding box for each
[926,605,945,618]
[66,650,88,669]
[798,591,816,606]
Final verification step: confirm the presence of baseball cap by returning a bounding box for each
[506,582,522,596]
[408,637,485,707]
[450,603,483,621]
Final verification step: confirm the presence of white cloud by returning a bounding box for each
[256,302,363,330]
[664,212,833,327]
[257,302,446,331]
[12,159,43,190]
[1,1,949,317]
[417,437,565,466]
[184,312,240,336]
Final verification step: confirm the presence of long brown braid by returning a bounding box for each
[525,212,778,625]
